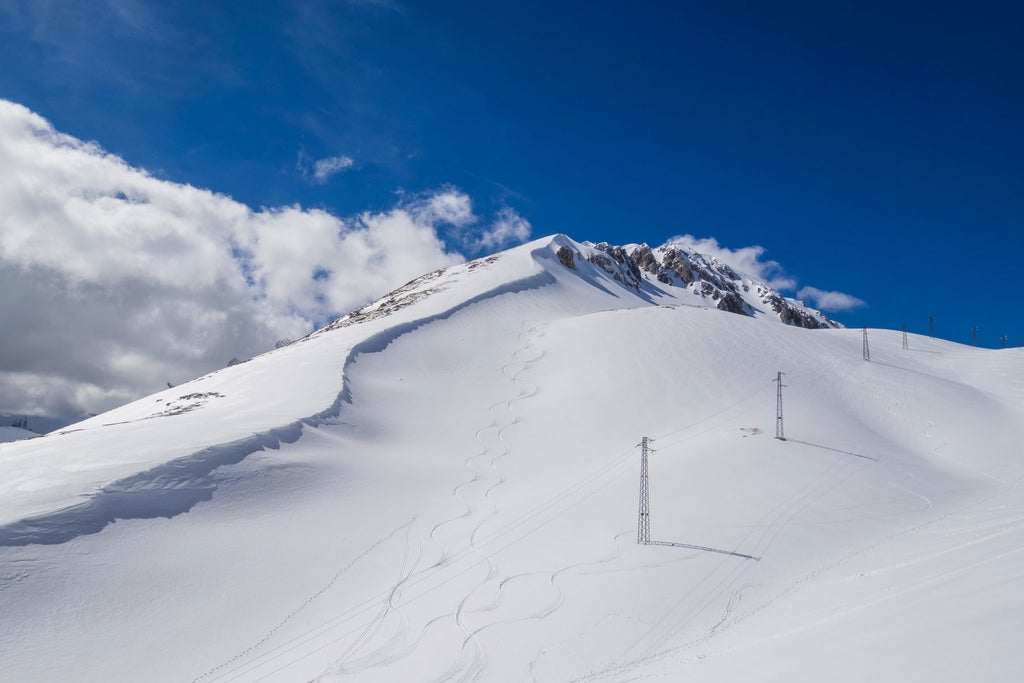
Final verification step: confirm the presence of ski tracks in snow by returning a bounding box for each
[429,320,547,681]
[598,367,1024,680]
[582,449,872,681]
[192,518,417,683]
[193,319,680,682]
[273,320,547,683]
[426,322,544,551]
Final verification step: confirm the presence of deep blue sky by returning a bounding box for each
[2,0,1022,347]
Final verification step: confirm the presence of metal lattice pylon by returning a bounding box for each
[774,372,786,440]
[637,436,652,544]
[862,326,871,361]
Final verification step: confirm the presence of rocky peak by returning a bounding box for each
[587,242,643,289]
[568,237,839,329]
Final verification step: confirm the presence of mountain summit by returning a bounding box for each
[1,234,1021,682]
[323,235,837,337]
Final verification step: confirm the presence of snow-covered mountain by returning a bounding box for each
[1,234,1022,682]
[0,425,38,444]
[319,235,838,337]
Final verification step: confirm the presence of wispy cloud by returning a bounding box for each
[0,99,465,420]
[312,154,355,182]
[797,286,867,312]
[2,0,240,96]
[297,151,356,183]
[472,207,531,252]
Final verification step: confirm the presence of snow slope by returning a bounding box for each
[1,235,1022,682]
[0,425,37,443]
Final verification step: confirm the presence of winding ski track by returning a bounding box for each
[192,318,807,682]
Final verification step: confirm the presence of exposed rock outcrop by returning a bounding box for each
[556,245,576,270]
[577,240,840,329]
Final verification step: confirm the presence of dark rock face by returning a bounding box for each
[765,293,830,329]
[588,243,642,289]
[717,292,747,315]
[658,247,695,285]
[556,245,576,270]
[693,263,732,292]
[717,262,740,281]
[631,244,658,273]
[631,244,695,286]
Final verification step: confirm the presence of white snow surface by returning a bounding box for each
[1,234,1022,681]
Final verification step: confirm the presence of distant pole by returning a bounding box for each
[1001,335,1008,349]
[774,372,786,441]
[902,323,909,351]
[972,325,978,347]
[637,437,652,544]
[862,326,871,361]
[929,316,935,338]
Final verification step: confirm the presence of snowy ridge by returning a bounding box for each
[0,235,628,536]
[1,234,1022,682]
[323,233,836,334]
[0,244,555,541]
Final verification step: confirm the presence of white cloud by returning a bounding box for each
[402,191,532,253]
[407,188,476,228]
[0,99,464,421]
[472,207,532,251]
[665,234,796,290]
[797,286,867,312]
[312,154,354,182]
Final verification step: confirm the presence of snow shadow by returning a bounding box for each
[787,439,879,462]
[0,424,304,546]
[0,270,557,548]
[646,540,760,561]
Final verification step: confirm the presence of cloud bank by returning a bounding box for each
[796,286,867,313]
[0,100,529,422]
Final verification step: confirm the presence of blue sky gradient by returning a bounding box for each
[2,0,1022,347]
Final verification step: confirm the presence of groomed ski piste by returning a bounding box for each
[1,235,1022,682]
